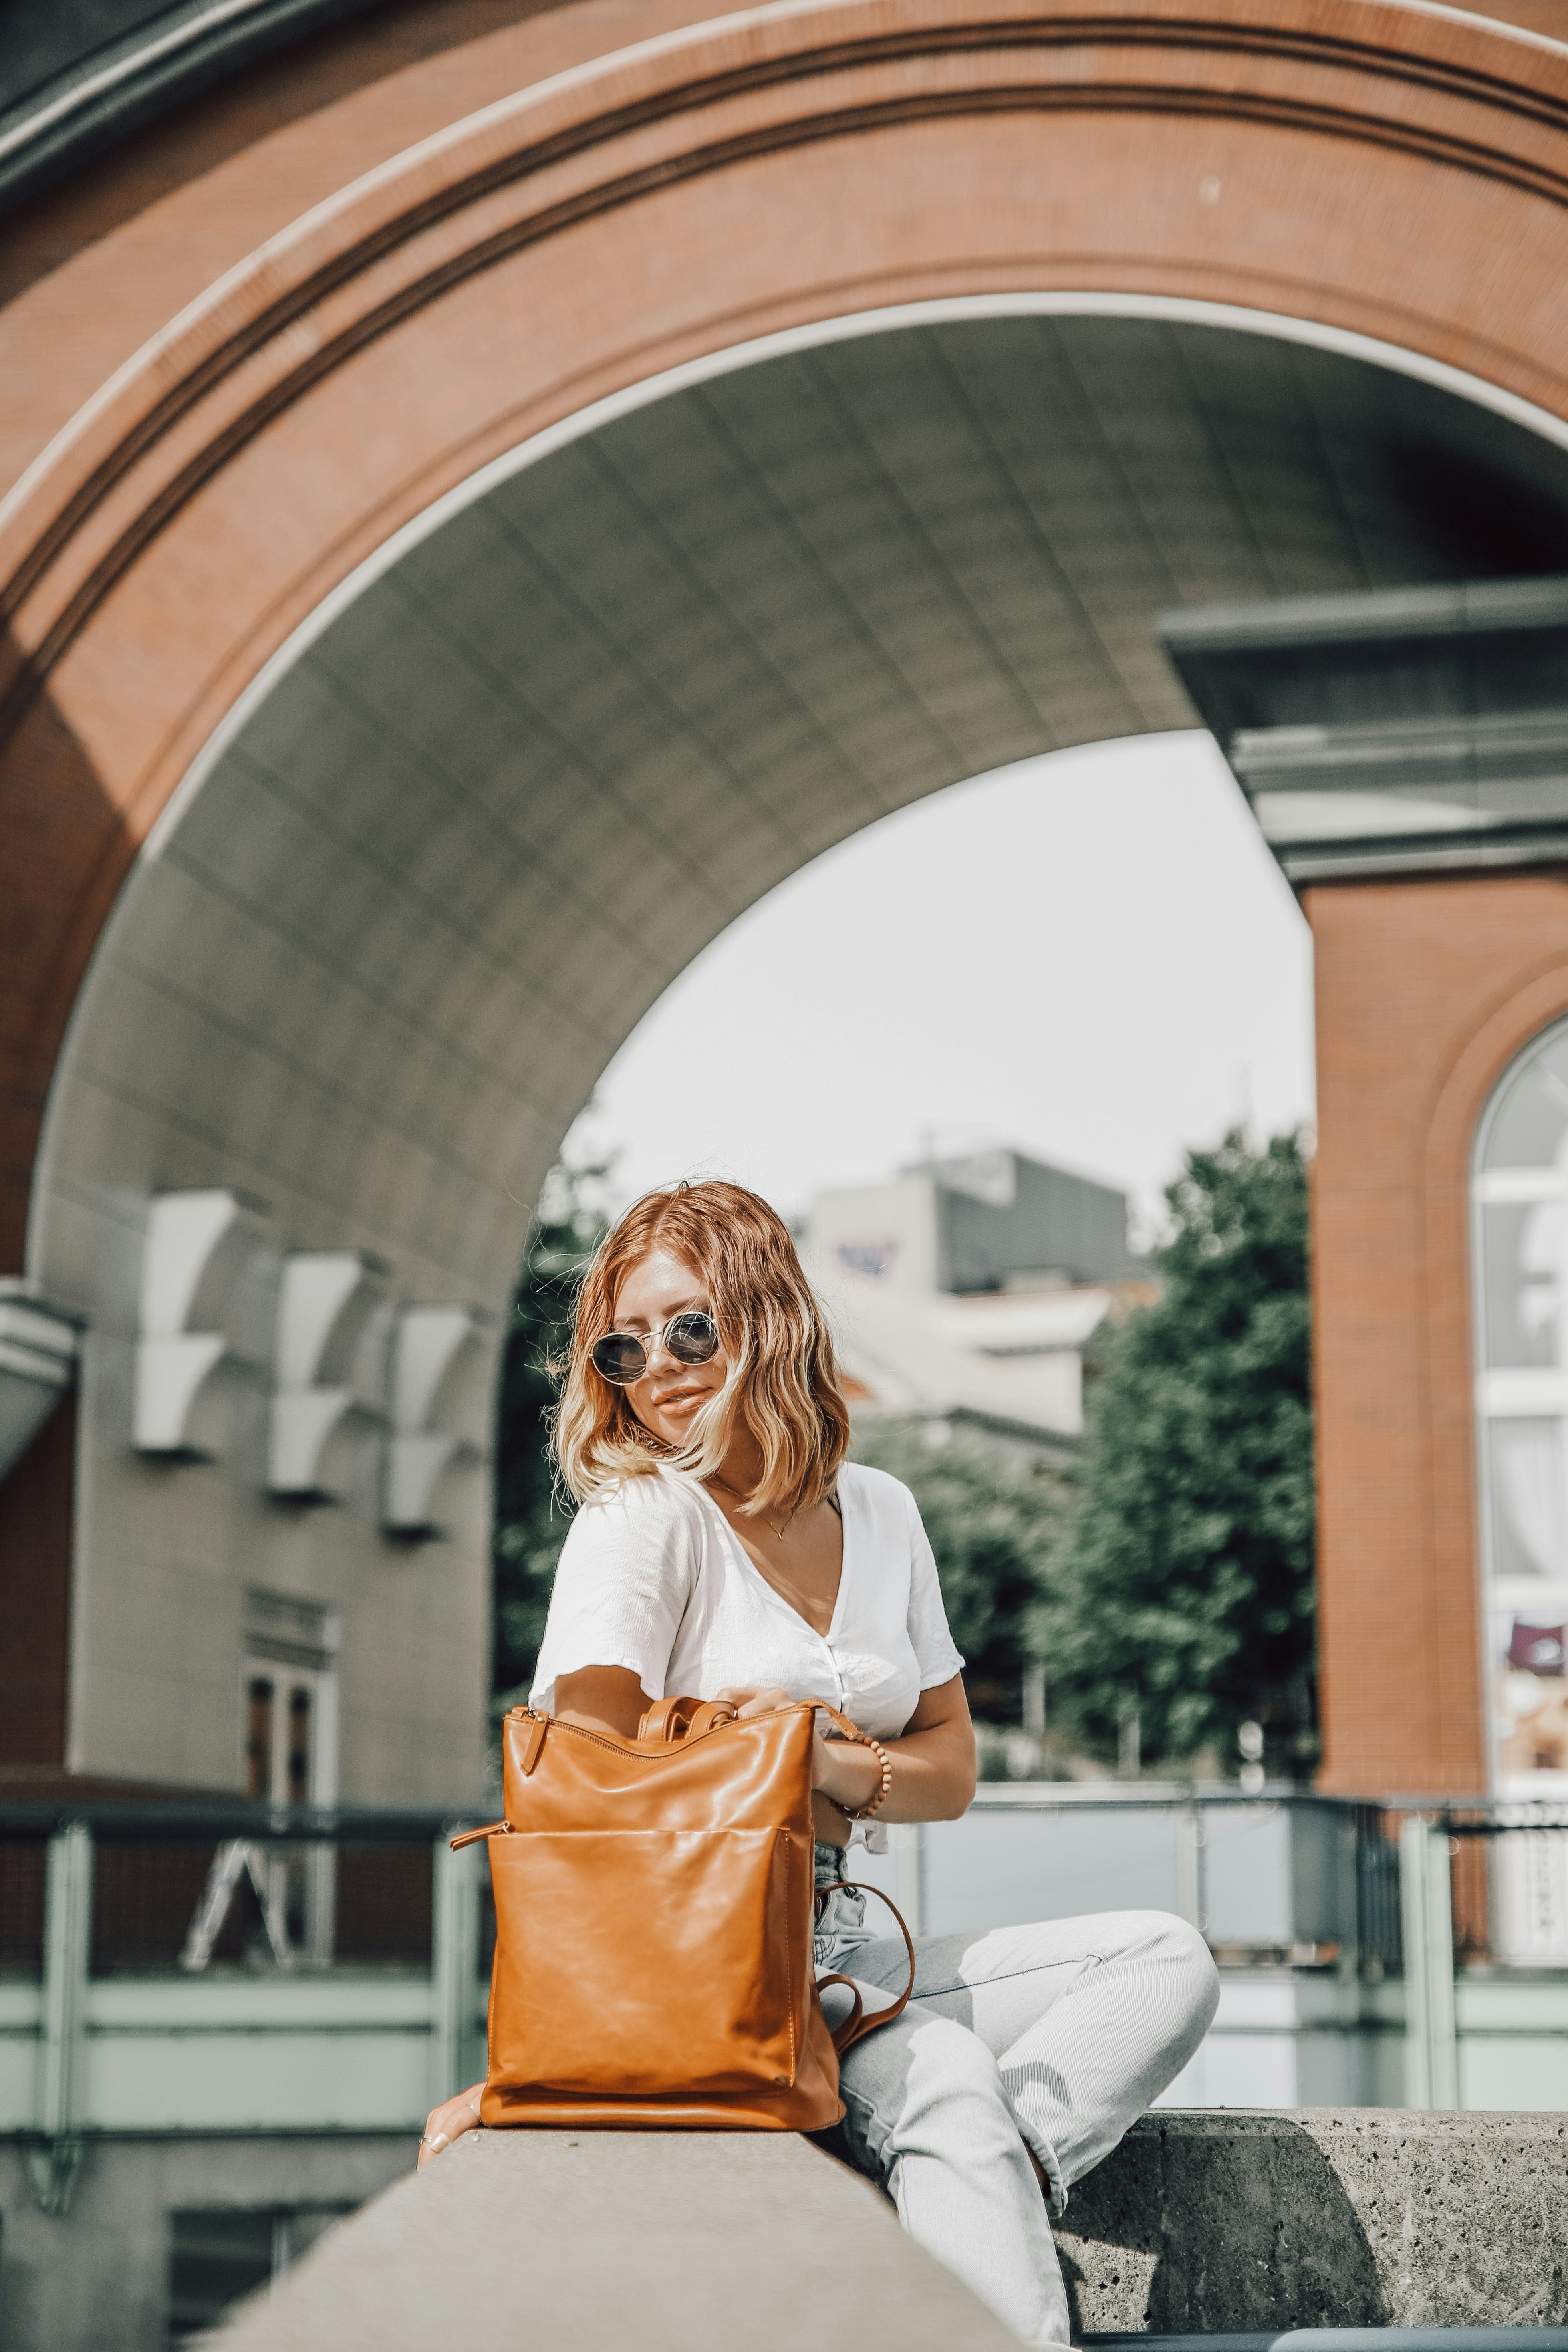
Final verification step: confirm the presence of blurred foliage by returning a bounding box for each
[1034,1129,1316,1779]
[490,1159,607,1697]
[849,1418,1059,1720]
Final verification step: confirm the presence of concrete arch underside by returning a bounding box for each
[32,307,1568,1322]
[5,0,1568,1797]
[28,301,1568,1797]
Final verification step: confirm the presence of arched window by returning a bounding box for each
[1474,1016,1568,1791]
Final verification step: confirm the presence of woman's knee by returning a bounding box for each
[1092,1910,1219,2035]
[1150,1913,1221,2040]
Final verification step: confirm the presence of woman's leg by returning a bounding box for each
[831,1991,1074,2352]
[826,1910,1218,2348]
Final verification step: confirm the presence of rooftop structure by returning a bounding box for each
[804,1151,1145,1453]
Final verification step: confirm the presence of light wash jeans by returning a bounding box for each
[813,1849,1220,2352]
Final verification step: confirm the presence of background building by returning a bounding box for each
[804,1148,1147,1457]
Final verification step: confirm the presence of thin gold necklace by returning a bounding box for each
[709,1476,792,1541]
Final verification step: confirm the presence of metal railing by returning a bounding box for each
[0,1801,488,1977]
[0,1802,492,2217]
[959,1782,1568,1969]
[8,1786,1568,2214]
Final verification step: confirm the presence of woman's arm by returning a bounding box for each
[555,1667,977,1829]
[818,1672,976,1824]
[553,1665,649,1737]
[721,1673,976,1830]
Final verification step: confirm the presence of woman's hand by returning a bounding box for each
[716,1688,880,1840]
[417,2081,485,2168]
[717,1685,794,1719]
[719,1679,976,1831]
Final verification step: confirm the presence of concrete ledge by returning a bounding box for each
[209,2128,1021,2350]
[1064,2112,1568,2332]
[210,2111,1568,2348]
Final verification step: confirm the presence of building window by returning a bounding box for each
[222,1593,341,1963]
[167,2205,352,2342]
[239,1592,339,1809]
[244,1675,274,1801]
[1473,1014,1568,1790]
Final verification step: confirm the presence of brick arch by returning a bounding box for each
[1306,880,1568,1794]
[4,0,1568,1798]
[4,0,1568,1265]
[1419,917,1568,1786]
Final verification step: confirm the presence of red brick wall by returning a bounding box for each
[1308,874,1568,1795]
[0,1393,75,1767]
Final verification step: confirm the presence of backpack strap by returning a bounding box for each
[814,1880,917,2054]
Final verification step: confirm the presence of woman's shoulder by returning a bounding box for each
[564,1464,711,1552]
[838,1459,921,1526]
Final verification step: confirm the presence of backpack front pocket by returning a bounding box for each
[487,1826,802,2097]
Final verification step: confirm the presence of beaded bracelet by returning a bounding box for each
[845,1733,893,1822]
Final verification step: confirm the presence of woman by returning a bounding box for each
[421,1181,1217,2351]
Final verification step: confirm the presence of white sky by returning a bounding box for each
[564,730,1315,1244]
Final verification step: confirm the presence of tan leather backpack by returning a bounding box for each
[452,1694,914,2129]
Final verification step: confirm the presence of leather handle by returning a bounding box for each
[637,1695,741,1743]
[639,1695,874,1747]
[637,1695,697,1743]
[816,1881,917,2055]
[815,1969,863,2051]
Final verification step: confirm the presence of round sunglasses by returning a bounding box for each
[591,1309,720,1387]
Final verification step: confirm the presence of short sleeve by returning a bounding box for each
[903,1488,965,1689]
[529,1475,700,1713]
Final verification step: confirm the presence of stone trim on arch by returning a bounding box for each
[8,0,1568,683]
[9,0,1568,621]
[4,0,1568,1270]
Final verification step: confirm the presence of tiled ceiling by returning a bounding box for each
[35,313,1568,1317]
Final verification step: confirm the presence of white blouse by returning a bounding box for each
[530,1461,964,1746]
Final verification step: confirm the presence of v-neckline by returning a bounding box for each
[699,1477,849,1647]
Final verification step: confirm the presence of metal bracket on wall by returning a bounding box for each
[0,1283,80,1484]
[179,1837,296,1972]
[27,1822,93,2215]
[381,1304,485,1537]
[23,2135,83,2217]
[268,1251,387,1499]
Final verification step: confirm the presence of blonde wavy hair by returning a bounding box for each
[552,1181,851,1520]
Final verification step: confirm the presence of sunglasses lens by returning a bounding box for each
[666,1311,719,1364]
[592,1332,647,1385]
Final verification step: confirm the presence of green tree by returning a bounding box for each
[851,1418,1058,1721]
[1037,1129,1316,1778]
[491,1159,608,1697]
